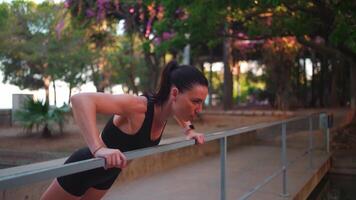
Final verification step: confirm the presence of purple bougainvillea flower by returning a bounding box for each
[154,37,161,45]
[162,32,173,40]
[86,9,96,18]
[97,0,107,21]
[55,19,65,39]
[114,0,120,10]
[64,0,71,8]
[145,18,153,37]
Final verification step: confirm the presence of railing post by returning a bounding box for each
[220,136,227,200]
[326,127,330,153]
[326,114,333,153]
[309,116,314,169]
[319,113,329,153]
[280,123,290,198]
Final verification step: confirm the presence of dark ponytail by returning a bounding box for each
[155,61,208,105]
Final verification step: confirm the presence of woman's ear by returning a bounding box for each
[171,87,179,99]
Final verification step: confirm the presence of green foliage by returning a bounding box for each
[15,98,70,137]
[0,1,93,104]
[234,73,265,103]
[207,71,224,103]
[107,34,148,93]
[48,27,94,89]
[1,0,354,109]
[158,0,226,58]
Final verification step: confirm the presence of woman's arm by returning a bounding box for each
[70,93,146,168]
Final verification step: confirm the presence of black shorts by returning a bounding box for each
[57,147,121,196]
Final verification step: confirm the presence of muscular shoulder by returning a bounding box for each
[117,94,147,115]
[70,92,148,116]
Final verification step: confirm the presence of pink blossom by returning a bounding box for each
[55,19,65,39]
[64,0,71,8]
[86,9,96,18]
[97,0,107,21]
[129,7,135,14]
[162,32,173,40]
[114,0,120,11]
[154,37,161,45]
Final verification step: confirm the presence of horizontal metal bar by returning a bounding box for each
[0,113,321,190]
[239,168,284,200]
[0,158,105,190]
[239,148,316,199]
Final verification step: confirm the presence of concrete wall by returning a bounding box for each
[12,94,33,125]
[0,110,11,126]
[1,180,50,200]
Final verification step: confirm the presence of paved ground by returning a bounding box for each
[103,135,330,200]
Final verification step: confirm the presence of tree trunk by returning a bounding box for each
[330,60,339,106]
[235,61,241,105]
[143,52,160,92]
[53,79,57,107]
[208,63,213,107]
[90,64,101,92]
[42,124,51,138]
[344,61,356,125]
[223,34,233,110]
[296,57,301,103]
[44,76,51,106]
[301,58,308,106]
[128,34,138,95]
[68,82,72,105]
[319,57,326,107]
[310,52,316,107]
[350,63,356,109]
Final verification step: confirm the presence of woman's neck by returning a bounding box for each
[154,100,172,123]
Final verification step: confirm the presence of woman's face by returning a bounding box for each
[172,84,208,121]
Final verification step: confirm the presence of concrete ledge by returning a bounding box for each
[293,157,331,200]
[203,110,295,116]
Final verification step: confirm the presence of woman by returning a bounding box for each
[41,61,209,200]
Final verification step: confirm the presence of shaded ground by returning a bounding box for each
[332,120,356,150]
[0,114,285,154]
[330,118,356,175]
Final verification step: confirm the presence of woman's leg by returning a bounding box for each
[41,179,81,200]
[80,187,108,200]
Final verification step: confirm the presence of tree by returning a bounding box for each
[0,1,63,105]
[231,0,356,109]
[0,1,92,106]
[62,0,232,98]
[262,37,301,109]
[156,0,235,109]
[61,0,160,93]
[48,28,94,103]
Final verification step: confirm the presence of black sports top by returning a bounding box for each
[101,95,162,152]
[57,95,164,196]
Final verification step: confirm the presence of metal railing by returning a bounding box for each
[0,113,332,200]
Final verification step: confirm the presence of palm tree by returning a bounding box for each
[14,98,70,137]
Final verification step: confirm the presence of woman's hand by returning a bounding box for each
[93,147,127,169]
[186,131,205,145]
